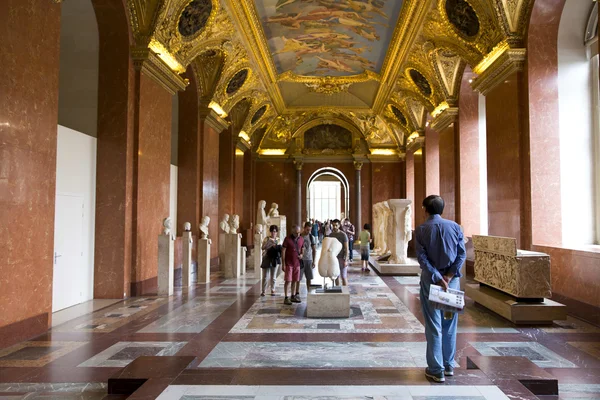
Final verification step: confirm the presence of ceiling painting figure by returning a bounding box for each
[254,0,404,76]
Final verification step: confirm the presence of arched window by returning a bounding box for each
[558,0,599,246]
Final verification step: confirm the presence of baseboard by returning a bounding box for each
[551,292,600,327]
[130,276,158,297]
[0,313,49,349]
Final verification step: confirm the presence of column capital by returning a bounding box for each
[430,107,459,131]
[131,47,188,95]
[293,159,304,171]
[353,161,364,171]
[199,108,230,133]
[471,42,526,95]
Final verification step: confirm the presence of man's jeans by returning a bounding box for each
[419,277,459,374]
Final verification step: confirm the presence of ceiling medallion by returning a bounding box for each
[305,81,352,96]
[226,69,249,96]
[408,68,432,97]
[391,105,408,126]
[178,0,214,37]
[445,0,480,38]
[251,105,267,125]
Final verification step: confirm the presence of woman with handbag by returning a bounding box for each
[261,225,281,297]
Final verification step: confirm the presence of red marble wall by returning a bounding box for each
[254,160,295,226]
[424,129,440,196]
[405,152,415,229]
[360,166,372,228]
[457,69,482,237]
[234,152,245,219]
[485,73,526,247]
[243,151,255,233]
[93,0,135,299]
[414,153,426,226]
[439,125,456,222]
[132,73,173,287]
[371,163,404,205]
[202,124,220,258]
[526,0,566,246]
[218,130,235,220]
[0,0,61,346]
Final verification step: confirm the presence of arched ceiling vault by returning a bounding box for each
[126,0,535,156]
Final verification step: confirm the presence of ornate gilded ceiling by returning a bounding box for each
[126,0,534,158]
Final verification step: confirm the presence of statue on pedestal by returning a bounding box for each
[183,222,193,244]
[318,237,342,289]
[268,203,279,218]
[229,214,240,234]
[162,217,174,240]
[199,216,210,239]
[256,200,269,232]
[219,214,230,233]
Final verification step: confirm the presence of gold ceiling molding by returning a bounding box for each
[348,113,398,147]
[127,0,163,43]
[279,71,379,96]
[191,49,226,103]
[430,106,459,131]
[431,48,466,103]
[495,0,533,46]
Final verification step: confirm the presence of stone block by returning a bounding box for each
[157,235,174,296]
[307,286,350,318]
[369,256,420,276]
[182,231,193,287]
[197,238,211,284]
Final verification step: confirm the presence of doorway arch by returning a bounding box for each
[306,167,350,222]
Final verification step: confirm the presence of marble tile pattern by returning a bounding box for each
[541,316,600,334]
[469,341,577,368]
[138,296,237,333]
[473,235,551,298]
[52,297,168,333]
[78,341,186,368]
[231,274,423,333]
[0,341,86,367]
[568,342,600,360]
[198,342,440,368]
[0,382,106,394]
[157,385,508,400]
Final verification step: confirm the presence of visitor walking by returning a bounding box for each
[416,195,466,383]
[324,220,332,236]
[302,221,317,289]
[359,223,372,273]
[282,225,304,305]
[260,225,281,297]
[342,218,356,262]
[328,219,349,286]
[311,219,319,245]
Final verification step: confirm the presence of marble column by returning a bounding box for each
[354,162,363,233]
[0,0,61,346]
[295,161,303,226]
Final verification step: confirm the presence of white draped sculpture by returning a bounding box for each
[388,200,413,264]
[229,214,240,234]
[199,216,210,239]
[267,203,279,218]
[219,214,230,233]
[256,200,269,232]
[318,237,342,281]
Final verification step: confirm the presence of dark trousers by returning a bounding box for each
[348,240,354,260]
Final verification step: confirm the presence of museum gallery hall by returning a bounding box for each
[1,0,599,398]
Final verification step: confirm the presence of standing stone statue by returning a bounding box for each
[257,200,270,231]
[388,200,413,264]
[219,214,230,233]
[163,217,174,240]
[229,214,240,234]
[182,222,194,287]
[199,216,210,239]
[318,237,342,286]
[268,202,279,218]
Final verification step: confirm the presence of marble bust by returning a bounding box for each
[229,214,240,234]
[184,222,192,232]
[219,214,230,233]
[257,200,269,227]
[199,216,210,239]
[162,217,173,236]
[268,202,279,218]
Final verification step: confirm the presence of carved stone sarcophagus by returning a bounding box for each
[472,235,551,299]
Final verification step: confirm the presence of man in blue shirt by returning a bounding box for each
[416,195,466,383]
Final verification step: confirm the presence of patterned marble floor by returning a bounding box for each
[0,262,599,400]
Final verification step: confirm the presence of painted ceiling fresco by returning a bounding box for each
[254,0,404,77]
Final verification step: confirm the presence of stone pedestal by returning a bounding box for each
[218,232,226,271]
[223,233,241,279]
[197,238,211,284]
[473,235,551,298]
[157,234,174,296]
[182,232,193,287]
[254,232,264,273]
[269,216,287,238]
[240,247,247,275]
[307,286,350,318]
[369,255,420,276]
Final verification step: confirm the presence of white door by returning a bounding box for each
[52,193,85,312]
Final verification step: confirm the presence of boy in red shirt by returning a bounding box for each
[281,225,304,305]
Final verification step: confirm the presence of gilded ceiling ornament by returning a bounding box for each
[226,69,249,96]
[445,0,480,38]
[305,82,352,96]
[408,68,432,97]
[178,0,213,37]
[390,105,408,126]
[251,105,267,125]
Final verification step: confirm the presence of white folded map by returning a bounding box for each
[428,284,465,310]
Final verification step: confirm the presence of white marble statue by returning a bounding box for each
[268,202,279,218]
[388,200,412,264]
[256,200,270,231]
[184,222,192,232]
[255,224,263,235]
[199,216,210,239]
[163,217,172,236]
[229,214,240,234]
[219,214,230,233]
[318,237,342,281]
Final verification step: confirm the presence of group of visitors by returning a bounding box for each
[258,195,466,384]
